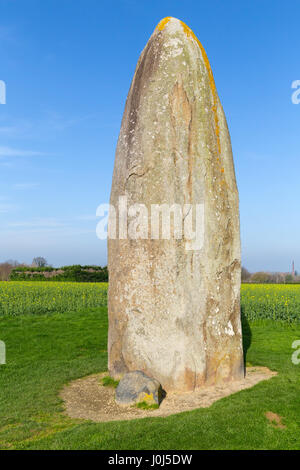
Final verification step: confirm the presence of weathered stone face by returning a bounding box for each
[108,17,244,392]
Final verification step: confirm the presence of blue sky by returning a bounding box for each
[0,0,299,272]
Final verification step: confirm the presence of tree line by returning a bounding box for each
[0,258,108,282]
[242,267,300,284]
[0,259,296,284]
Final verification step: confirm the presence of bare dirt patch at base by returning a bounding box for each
[265,411,286,429]
[60,367,277,423]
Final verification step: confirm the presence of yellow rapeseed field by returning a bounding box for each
[0,281,107,316]
[241,283,300,323]
[0,281,299,323]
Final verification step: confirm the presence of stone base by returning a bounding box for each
[60,367,277,423]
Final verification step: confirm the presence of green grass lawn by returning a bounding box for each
[0,308,299,450]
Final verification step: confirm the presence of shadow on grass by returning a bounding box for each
[241,306,252,367]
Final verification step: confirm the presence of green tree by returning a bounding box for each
[32,257,48,267]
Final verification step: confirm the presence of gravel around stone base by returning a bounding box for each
[60,367,277,423]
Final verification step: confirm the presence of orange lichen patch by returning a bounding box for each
[156,17,172,31]
[155,17,221,155]
[170,82,192,129]
[221,168,225,173]
[180,20,221,155]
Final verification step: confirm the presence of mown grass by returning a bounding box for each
[135,402,160,410]
[0,307,299,450]
[101,376,119,388]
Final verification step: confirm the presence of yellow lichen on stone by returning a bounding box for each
[139,392,156,405]
[155,17,222,153]
[143,392,154,402]
[156,17,172,31]
[180,20,221,155]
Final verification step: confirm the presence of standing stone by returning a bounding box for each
[108,17,244,392]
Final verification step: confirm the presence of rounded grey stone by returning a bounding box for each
[115,371,162,406]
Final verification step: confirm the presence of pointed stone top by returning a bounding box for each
[156,17,182,31]
[154,17,218,142]
[154,17,214,87]
[155,17,201,45]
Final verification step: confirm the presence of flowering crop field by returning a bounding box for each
[0,281,108,316]
[241,284,300,323]
[0,281,299,323]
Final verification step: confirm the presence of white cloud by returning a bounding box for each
[0,146,46,158]
[0,126,17,135]
[0,203,18,213]
[1,215,98,236]
[45,111,98,132]
[76,214,98,221]
[8,218,65,228]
